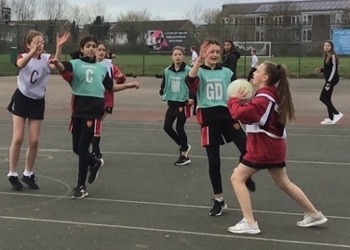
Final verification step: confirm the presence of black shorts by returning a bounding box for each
[200,120,242,147]
[7,88,45,120]
[241,158,286,169]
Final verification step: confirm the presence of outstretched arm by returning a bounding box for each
[113,80,140,92]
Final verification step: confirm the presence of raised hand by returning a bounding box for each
[198,40,211,61]
[30,36,45,53]
[56,32,70,47]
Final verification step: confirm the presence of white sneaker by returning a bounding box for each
[320,118,334,125]
[296,211,328,227]
[332,113,343,124]
[228,218,261,234]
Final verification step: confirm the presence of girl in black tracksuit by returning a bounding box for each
[160,46,193,166]
[316,40,343,125]
[55,36,114,199]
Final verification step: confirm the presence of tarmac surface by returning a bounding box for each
[0,75,349,250]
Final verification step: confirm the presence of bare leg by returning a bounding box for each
[268,167,319,215]
[8,115,26,173]
[231,163,258,224]
[25,119,42,172]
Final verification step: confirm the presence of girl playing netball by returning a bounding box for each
[7,30,70,191]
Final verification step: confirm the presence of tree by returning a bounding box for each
[64,1,111,26]
[1,0,8,7]
[70,20,80,43]
[116,9,152,46]
[183,3,204,25]
[202,9,221,25]
[88,16,110,41]
[45,19,57,45]
[11,0,37,20]
[267,1,297,54]
[38,0,67,20]
[116,9,151,22]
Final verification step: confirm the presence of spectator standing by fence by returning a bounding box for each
[221,40,240,79]
[315,40,343,125]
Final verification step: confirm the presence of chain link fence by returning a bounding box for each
[1,22,349,77]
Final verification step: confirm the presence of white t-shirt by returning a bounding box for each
[17,53,51,99]
[251,54,259,68]
[191,50,198,64]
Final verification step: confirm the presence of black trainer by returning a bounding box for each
[8,176,23,191]
[209,199,228,216]
[21,174,39,189]
[88,157,104,184]
[174,155,191,166]
[72,185,88,199]
[245,177,256,192]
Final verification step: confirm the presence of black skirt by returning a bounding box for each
[7,88,45,120]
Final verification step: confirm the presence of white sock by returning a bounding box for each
[215,197,224,202]
[7,171,18,177]
[23,169,34,177]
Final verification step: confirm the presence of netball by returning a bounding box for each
[227,79,254,100]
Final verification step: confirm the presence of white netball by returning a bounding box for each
[227,79,254,100]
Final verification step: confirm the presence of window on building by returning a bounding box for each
[273,16,283,26]
[302,29,312,42]
[256,16,265,27]
[335,13,342,24]
[346,12,350,20]
[110,34,114,40]
[302,14,312,25]
[230,16,239,27]
[291,15,301,25]
[291,30,300,42]
[255,29,265,41]
[222,17,229,24]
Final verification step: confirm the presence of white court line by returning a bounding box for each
[1,123,350,137]
[0,147,349,166]
[0,215,349,249]
[0,191,349,221]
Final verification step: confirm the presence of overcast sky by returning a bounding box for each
[71,0,298,20]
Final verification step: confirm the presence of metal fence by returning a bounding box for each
[1,22,349,77]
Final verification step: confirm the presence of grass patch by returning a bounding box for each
[1,54,349,78]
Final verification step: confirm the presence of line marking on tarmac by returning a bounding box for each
[0,191,349,221]
[0,147,349,166]
[0,215,349,248]
[1,122,350,137]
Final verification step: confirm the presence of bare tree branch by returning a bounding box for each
[11,0,37,20]
[117,9,152,22]
[38,0,67,20]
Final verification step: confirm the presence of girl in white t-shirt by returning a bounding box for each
[7,30,70,191]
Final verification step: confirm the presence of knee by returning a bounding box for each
[319,95,326,103]
[163,123,172,133]
[175,126,184,134]
[12,137,24,148]
[231,168,242,185]
[28,140,39,150]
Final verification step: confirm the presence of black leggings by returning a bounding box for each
[247,67,257,82]
[319,80,339,120]
[71,118,95,187]
[205,125,247,195]
[163,105,188,151]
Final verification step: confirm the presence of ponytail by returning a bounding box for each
[264,62,295,125]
